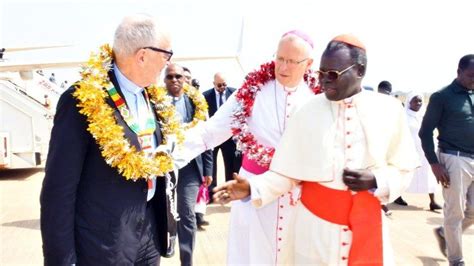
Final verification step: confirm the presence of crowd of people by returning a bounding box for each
[39,13,473,266]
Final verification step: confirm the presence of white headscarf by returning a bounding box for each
[404,91,424,118]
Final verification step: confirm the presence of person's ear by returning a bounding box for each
[305,58,314,70]
[357,64,366,77]
[135,48,147,65]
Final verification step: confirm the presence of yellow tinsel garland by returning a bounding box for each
[158,83,208,130]
[73,44,184,180]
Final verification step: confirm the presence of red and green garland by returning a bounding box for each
[231,61,321,168]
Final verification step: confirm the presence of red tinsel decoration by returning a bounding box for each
[231,61,321,168]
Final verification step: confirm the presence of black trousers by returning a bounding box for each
[134,203,161,266]
[177,162,201,266]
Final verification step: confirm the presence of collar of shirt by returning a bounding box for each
[171,94,184,102]
[113,64,144,95]
[332,88,364,106]
[214,88,227,108]
[327,89,364,118]
[214,88,225,95]
[112,64,148,127]
[452,79,473,94]
[275,79,300,93]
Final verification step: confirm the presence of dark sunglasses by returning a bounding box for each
[143,46,173,61]
[165,74,183,80]
[216,83,227,88]
[316,64,356,81]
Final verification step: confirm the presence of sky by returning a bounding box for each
[1,0,473,93]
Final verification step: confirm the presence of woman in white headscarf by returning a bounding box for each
[404,92,442,210]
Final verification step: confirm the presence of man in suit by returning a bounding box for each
[164,64,213,266]
[40,14,176,265]
[202,73,242,189]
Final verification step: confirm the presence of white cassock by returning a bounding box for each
[184,79,315,265]
[249,90,420,265]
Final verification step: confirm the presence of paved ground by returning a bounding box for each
[0,167,472,265]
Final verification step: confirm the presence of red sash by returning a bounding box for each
[301,182,383,265]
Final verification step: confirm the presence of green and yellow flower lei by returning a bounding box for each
[73,44,184,180]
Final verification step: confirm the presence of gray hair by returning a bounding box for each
[113,14,164,57]
[279,33,313,58]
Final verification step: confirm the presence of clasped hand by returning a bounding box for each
[342,168,377,191]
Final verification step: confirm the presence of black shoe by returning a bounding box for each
[197,225,206,231]
[430,202,442,211]
[163,235,176,258]
[434,227,447,258]
[451,262,465,266]
[394,197,408,206]
[196,213,210,226]
[381,205,392,216]
[199,219,210,226]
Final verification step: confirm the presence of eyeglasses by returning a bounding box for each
[216,83,227,88]
[165,74,183,80]
[143,46,173,61]
[275,56,309,66]
[316,64,356,81]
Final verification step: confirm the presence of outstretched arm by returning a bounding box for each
[213,173,251,204]
[213,171,298,208]
[182,93,238,162]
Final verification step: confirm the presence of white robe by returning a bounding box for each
[250,91,420,265]
[184,79,315,265]
[405,109,438,193]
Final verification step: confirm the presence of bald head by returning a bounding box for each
[164,64,185,96]
[213,72,228,93]
[165,63,183,76]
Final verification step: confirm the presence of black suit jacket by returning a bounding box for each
[202,87,236,118]
[179,94,213,177]
[40,70,174,265]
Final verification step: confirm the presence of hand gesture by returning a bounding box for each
[342,168,377,191]
[213,173,250,204]
[430,163,450,188]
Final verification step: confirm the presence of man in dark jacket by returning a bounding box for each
[40,14,177,265]
[202,72,242,187]
[164,64,213,266]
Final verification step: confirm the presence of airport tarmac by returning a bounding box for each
[0,167,472,265]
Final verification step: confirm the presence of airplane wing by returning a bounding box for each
[2,45,71,52]
[0,55,238,72]
[0,61,84,72]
